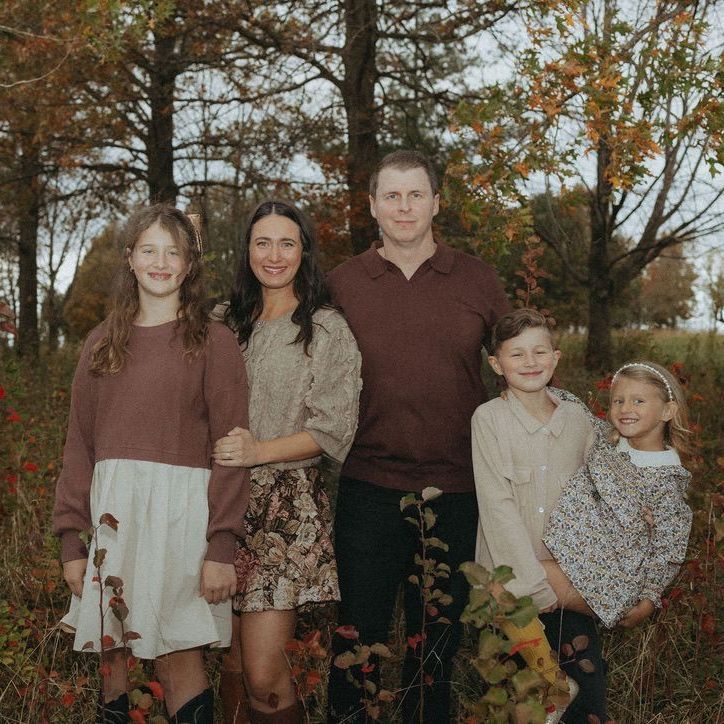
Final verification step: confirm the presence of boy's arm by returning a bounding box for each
[472,409,557,611]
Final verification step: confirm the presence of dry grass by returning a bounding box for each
[0,331,721,722]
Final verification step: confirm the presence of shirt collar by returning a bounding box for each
[359,240,455,278]
[507,388,566,437]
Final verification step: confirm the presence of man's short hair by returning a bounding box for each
[369,150,439,197]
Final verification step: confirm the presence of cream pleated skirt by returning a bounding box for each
[60,459,231,659]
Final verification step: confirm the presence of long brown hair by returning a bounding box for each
[90,205,207,375]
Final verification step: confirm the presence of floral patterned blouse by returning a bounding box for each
[543,389,692,627]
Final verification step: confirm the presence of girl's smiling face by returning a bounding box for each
[609,377,675,451]
[129,222,190,305]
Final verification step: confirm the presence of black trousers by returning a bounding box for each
[540,610,609,724]
[327,477,478,723]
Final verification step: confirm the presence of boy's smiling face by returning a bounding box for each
[488,326,561,395]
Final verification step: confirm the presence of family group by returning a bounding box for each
[52,151,692,724]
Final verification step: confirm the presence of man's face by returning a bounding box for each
[370,166,439,247]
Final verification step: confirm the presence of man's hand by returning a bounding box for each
[619,599,655,628]
[63,558,87,597]
[213,427,262,467]
[200,561,236,604]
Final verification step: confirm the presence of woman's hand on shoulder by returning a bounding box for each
[63,558,87,597]
[213,427,262,467]
[618,599,655,628]
[200,561,236,604]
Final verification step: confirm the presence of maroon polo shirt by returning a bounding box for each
[327,241,510,493]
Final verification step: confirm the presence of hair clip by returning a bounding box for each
[612,363,674,401]
[186,213,204,255]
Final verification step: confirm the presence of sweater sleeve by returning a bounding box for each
[303,313,362,463]
[53,334,98,563]
[203,323,251,563]
[472,407,557,610]
[640,472,693,607]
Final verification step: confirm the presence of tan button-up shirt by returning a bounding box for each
[472,389,594,609]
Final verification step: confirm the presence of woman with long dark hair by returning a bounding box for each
[213,200,361,723]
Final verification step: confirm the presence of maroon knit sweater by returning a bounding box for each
[52,320,250,564]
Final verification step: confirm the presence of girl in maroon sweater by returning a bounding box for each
[53,205,250,723]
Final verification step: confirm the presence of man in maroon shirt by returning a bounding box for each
[327,150,510,723]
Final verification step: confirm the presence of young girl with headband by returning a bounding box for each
[544,360,693,629]
[53,205,250,723]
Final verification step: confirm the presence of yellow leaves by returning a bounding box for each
[472,172,492,188]
[513,162,530,179]
[561,60,587,77]
[542,101,561,118]
[598,73,621,90]
[673,11,692,26]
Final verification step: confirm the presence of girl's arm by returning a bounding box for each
[472,408,558,611]
[52,334,98,565]
[639,473,693,608]
[203,324,252,566]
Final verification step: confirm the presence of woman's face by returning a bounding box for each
[248,214,303,294]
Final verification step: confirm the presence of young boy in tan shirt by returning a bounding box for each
[472,309,608,724]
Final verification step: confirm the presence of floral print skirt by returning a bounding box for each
[232,465,340,612]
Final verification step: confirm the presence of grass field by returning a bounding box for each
[0,330,721,723]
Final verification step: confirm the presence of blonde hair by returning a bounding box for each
[609,361,692,454]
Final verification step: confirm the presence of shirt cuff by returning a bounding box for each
[205,531,237,564]
[531,585,558,612]
[60,531,89,563]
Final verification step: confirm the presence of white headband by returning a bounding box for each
[612,363,674,401]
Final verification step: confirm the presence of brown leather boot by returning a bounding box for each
[220,668,251,724]
[249,702,302,723]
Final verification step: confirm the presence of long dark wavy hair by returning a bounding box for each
[225,200,331,354]
[90,204,207,375]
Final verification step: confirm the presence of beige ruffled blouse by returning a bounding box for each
[216,304,362,470]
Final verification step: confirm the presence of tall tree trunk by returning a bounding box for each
[343,0,379,255]
[585,268,614,371]
[147,28,178,204]
[17,144,41,359]
[45,284,61,352]
[586,146,614,371]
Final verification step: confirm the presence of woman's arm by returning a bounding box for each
[213,428,322,467]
